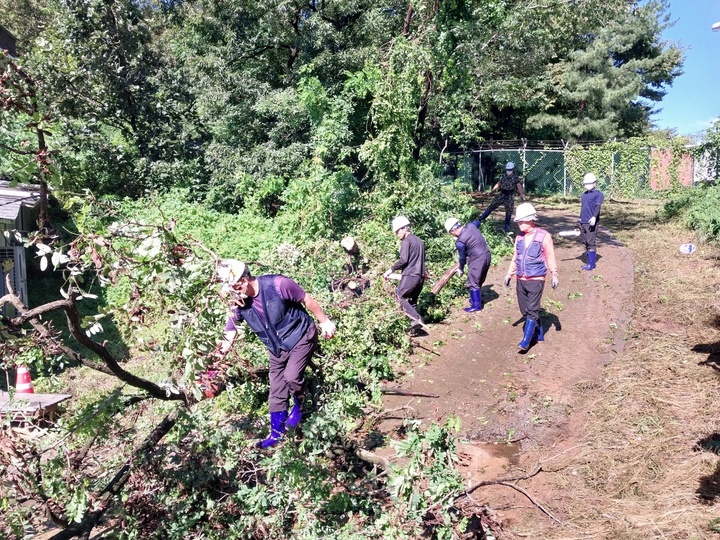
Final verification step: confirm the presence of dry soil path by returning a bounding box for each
[378,204,634,483]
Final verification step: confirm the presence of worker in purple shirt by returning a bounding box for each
[215,259,336,448]
[444,217,492,312]
[579,173,604,271]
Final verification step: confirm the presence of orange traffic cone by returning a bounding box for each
[15,365,34,394]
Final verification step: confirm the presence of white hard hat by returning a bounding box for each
[583,172,597,186]
[217,259,248,285]
[444,217,461,233]
[506,162,515,170]
[391,216,410,233]
[514,202,537,222]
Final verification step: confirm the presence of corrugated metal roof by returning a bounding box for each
[0,182,42,222]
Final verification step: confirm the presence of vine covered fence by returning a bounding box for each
[442,140,716,199]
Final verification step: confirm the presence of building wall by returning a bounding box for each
[649,148,694,190]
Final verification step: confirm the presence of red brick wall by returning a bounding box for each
[649,148,693,190]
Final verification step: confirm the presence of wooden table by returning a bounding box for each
[0,391,72,424]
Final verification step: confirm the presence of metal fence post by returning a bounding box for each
[562,140,568,197]
[522,139,527,193]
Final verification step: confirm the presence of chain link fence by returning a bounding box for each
[441,143,715,198]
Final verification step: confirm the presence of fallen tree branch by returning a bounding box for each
[380,386,439,398]
[460,465,543,497]
[351,403,416,434]
[48,407,181,540]
[2,277,184,401]
[430,262,460,295]
[455,465,563,525]
[497,481,563,525]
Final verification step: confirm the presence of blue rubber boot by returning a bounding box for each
[582,251,597,271]
[464,289,483,312]
[535,320,545,343]
[518,319,537,351]
[286,395,303,429]
[257,411,288,448]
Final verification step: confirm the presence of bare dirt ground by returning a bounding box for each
[377,197,720,539]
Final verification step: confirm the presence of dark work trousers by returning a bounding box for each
[516,279,545,322]
[268,324,318,413]
[481,192,515,222]
[467,253,491,292]
[396,275,424,321]
[580,223,598,253]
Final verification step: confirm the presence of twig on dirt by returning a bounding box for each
[379,404,417,418]
[352,402,416,433]
[412,343,441,356]
[380,386,439,398]
[47,408,181,540]
[456,461,563,527]
[538,443,590,465]
[497,481,563,525]
[460,465,544,497]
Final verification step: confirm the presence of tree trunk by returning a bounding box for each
[412,69,433,161]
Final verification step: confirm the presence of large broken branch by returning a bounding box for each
[1,277,183,401]
[47,408,181,540]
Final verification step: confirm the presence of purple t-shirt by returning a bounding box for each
[225,275,306,331]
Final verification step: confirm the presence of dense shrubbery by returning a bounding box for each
[660,182,720,244]
[1,167,513,538]
[0,0,689,536]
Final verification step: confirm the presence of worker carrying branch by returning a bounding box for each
[444,217,491,313]
[215,259,336,448]
[384,216,427,333]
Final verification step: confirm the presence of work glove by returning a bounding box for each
[589,216,596,227]
[455,268,463,277]
[383,269,392,279]
[551,275,559,289]
[504,275,512,287]
[320,319,336,339]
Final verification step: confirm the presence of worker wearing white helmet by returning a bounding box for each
[478,161,526,232]
[578,172,604,271]
[215,259,336,448]
[384,216,427,333]
[444,217,492,312]
[504,203,559,351]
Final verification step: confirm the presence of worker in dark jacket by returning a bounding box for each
[479,162,526,231]
[444,218,492,312]
[384,216,426,331]
[216,259,336,448]
[579,173,604,271]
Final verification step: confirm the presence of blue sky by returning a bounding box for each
[653,0,720,136]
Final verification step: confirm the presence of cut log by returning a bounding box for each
[430,261,460,295]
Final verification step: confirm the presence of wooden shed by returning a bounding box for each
[0,181,42,314]
[0,23,16,56]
